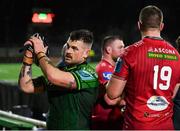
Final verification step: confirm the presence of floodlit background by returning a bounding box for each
[0,0,180,63]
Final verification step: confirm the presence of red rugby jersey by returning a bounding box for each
[113,37,180,130]
[92,59,123,129]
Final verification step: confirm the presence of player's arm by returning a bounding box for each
[102,80,124,106]
[31,37,77,89]
[39,56,76,89]
[106,75,127,100]
[104,86,126,106]
[104,93,122,105]
[18,50,46,93]
[96,68,124,105]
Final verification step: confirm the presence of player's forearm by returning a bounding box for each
[106,75,126,99]
[18,64,46,93]
[104,93,120,105]
[38,54,58,81]
[38,55,76,89]
[18,64,34,93]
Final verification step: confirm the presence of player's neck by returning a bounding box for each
[102,55,116,66]
[141,30,161,39]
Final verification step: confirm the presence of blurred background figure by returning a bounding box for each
[91,35,125,130]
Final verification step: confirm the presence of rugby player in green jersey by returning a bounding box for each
[18,29,99,129]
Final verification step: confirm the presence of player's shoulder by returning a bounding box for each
[162,40,180,55]
[73,64,99,90]
[127,40,143,49]
[75,63,98,80]
[96,59,111,70]
[82,63,96,73]
[124,40,143,55]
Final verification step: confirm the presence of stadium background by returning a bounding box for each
[0,0,180,129]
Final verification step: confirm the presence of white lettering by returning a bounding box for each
[149,47,175,54]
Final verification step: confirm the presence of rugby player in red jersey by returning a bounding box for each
[106,5,180,130]
[92,35,125,129]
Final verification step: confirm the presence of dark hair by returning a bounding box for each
[139,5,163,31]
[69,29,93,46]
[176,36,180,53]
[101,35,123,52]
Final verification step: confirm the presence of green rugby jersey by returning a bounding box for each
[46,62,99,130]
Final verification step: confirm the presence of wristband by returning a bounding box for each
[37,52,46,59]
[38,55,46,61]
[23,55,33,65]
[37,52,47,62]
[24,49,33,58]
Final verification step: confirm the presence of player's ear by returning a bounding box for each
[105,46,112,54]
[83,48,90,59]
[160,22,164,31]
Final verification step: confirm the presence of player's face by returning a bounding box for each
[64,39,89,65]
[111,39,125,61]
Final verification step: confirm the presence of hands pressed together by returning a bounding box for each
[22,33,49,66]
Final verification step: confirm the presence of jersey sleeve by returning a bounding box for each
[113,57,129,80]
[71,68,99,90]
[113,46,135,80]
[96,63,113,85]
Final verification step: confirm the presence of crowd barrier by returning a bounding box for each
[0,110,46,130]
